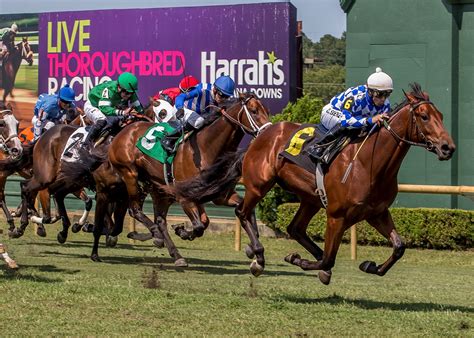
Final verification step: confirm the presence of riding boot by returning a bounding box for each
[311,124,343,161]
[161,126,183,153]
[82,119,107,151]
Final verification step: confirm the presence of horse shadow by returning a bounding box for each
[279,293,474,313]
[0,265,67,283]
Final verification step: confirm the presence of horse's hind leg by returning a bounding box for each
[284,202,325,269]
[71,189,93,233]
[0,174,15,231]
[10,179,40,238]
[54,192,72,244]
[91,192,108,261]
[360,209,405,276]
[175,202,209,241]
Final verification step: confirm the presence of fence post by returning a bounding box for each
[234,216,241,251]
[351,225,357,260]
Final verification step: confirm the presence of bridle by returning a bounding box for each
[0,109,21,155]
[213,95,272,137]
[383,100,434,150]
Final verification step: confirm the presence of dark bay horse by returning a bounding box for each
[173,83,456,284]
[1,37,33,102]
[104,93,270,265]
[12,110,156,242]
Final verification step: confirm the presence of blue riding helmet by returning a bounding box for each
[214,75,235,97]
[59,84,75,102]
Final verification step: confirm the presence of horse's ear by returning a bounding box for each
[238,92,246,100]
[422,91,430,101]
[22,37,27,42]
[402,89,415,103]
[149,96,153,103]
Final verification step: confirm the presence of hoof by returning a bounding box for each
[359,260,378,274]
[5,258,19,269]
[82,223,94,233]
[91,254,102,262]
[318,270,332,285]
[57,231,67,244]
[250,259,264,277]
[36,225,47,238]
[106,235,118,248]
[284,252,301,264]
[174,258,188,267]
[127,231,153,241]
[153,238,165,248]
[71,222,82,233]
[244,244,255,259]
[8,228,24,239]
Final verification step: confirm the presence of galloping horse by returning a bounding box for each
[173,83,456,284]
[1,37,33,102]
[12,110,155,242]
[103,93,270,265]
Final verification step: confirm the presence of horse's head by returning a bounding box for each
[147,97,177,123]
[219,92,271,137]
[0,103,22,158]
[18,37,33,66]
[390,83,456,160]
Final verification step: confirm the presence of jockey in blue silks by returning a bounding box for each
[32,84,76,141]
[161,75,236,153]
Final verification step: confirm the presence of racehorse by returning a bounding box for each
[1,37,33,103]
[102,93,270,265]
[12,110,155,243]
[1,107,88,236]
[172,83,456,284]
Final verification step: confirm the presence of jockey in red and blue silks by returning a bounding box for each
[32,85,76,141]
[153,75,199,106]
[160,75,235,153]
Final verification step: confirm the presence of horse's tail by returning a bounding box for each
[172,149,245,204]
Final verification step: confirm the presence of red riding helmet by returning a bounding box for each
[179,75,199,92]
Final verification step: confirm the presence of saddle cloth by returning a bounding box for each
[61,127,89,163]
[279,123,350,174]
[136,123,182,164]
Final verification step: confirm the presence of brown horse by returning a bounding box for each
[1,37,33,102]
[172,83,456,284]
[104,93,270,265]
[12,110,155,242]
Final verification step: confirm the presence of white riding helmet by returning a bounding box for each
[367,67,393,91]
[11,23,18,33]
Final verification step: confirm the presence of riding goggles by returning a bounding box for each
[372,89,392,98]
[216,90,230,99]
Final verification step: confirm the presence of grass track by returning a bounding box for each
[0,224,473,336]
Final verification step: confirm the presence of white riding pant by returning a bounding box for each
[183,108,205,129]
[84,100,107,124]
[31,116,57,141]
[320,104,344,130]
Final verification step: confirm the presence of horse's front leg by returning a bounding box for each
[0,174,15,231]
[284,201,325,269]
[10,179,38,238]
[360,209,405,276]
[54,191,72,244]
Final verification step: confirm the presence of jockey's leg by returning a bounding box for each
[32,116,43,141]
[82,119,106,149]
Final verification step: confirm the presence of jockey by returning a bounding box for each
[32,84,76,141]
[160,75,235,153]
[0,23,18,66]
[153,75,199,105]
[315,67,392,155]
[82,72,143,149]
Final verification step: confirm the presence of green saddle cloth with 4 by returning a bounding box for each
[136,123,183,164]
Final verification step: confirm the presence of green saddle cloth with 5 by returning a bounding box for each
[136,123,183,164]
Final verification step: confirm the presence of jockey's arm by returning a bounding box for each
[129,93,144,113]
[175,87,200,109]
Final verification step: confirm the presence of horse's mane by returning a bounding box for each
[202,92,256,128]
[391,82,427,115]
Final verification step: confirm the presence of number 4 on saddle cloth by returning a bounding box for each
[279,123,352,174]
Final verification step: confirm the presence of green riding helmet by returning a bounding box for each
[118,72,138,93]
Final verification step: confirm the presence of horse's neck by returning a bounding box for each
[363,106,413,181]
[196,113,244,161]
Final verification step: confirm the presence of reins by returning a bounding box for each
[383,100,434,150]
[209,96,271,137]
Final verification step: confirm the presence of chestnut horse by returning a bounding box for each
[104,93,270,266]
[172,83,456,284]
[1,37,33,102]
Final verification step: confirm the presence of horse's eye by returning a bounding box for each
[420,113,429,122]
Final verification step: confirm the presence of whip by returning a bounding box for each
[341,123,377,184]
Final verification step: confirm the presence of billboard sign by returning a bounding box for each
[39,3,297,114]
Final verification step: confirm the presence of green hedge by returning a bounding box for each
[276,203,474,250]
